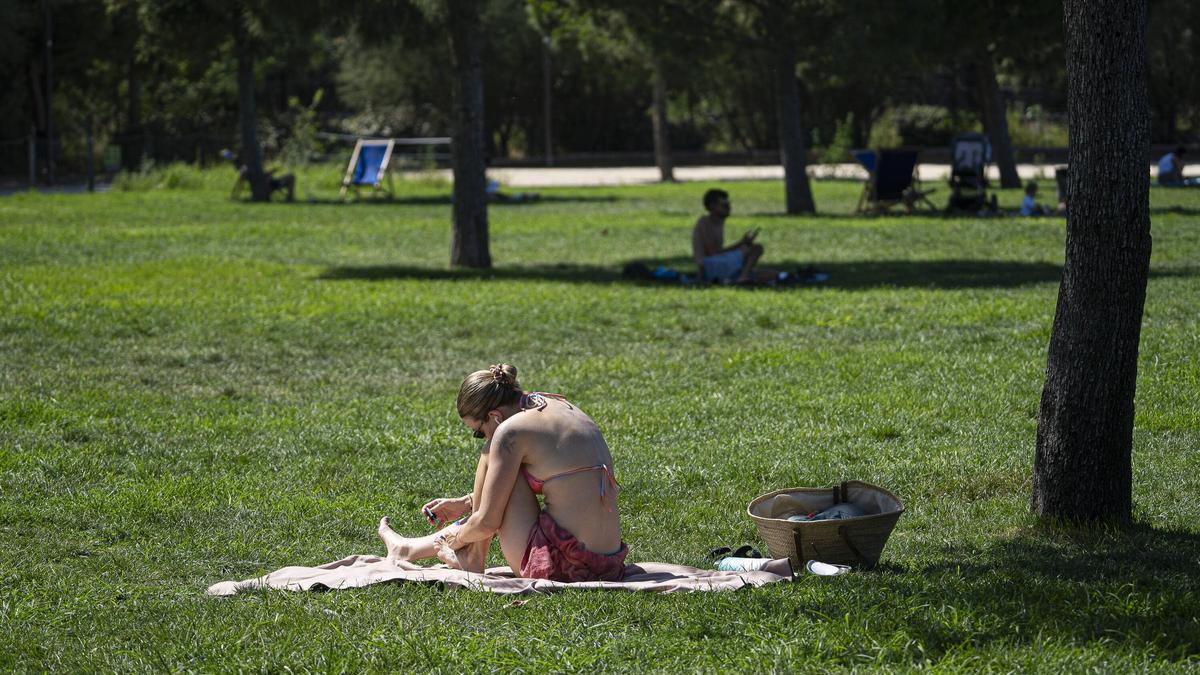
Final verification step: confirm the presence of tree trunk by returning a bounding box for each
[28,61,46,136]
[541,38,553,167]
[1032,0,1151,523]
[975,53,1021,189]
[447,0,491,269]
[650,55,674,182]
[125,56,143,170]
[43,0,54,186]
[28,62,44,182]
[234,29,270,202]
[773,50,815,214]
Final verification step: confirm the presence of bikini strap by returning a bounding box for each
[534,463,620,512]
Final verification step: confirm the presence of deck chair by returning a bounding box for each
[340,139,396,198]
[854,149,936,214]
[946,133,992,213]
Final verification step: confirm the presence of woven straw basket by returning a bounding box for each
[748,481,904,568]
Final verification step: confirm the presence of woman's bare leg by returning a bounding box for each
[377,517,458,562]
[378,453,542,572]
[378,453,498,566]
[497,475,541,574]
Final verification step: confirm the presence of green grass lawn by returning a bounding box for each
[2,167,1199,671]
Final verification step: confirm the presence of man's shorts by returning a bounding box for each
[702,249,745,282]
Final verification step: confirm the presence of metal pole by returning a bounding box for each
[44,0,54,186]
[28,126,36,189]
[86,115,95,192]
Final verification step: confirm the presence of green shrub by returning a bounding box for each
[1008,105,1069,147]
[280,90,326,167]
[813,112,858,163]
[111,162,206,191]
[868,105,978,148]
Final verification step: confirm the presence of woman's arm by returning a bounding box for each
[421,451,485,524]
[446,427,521,547]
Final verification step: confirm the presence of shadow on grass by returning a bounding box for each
[319,258,1073,289]
[884,523,1200,656]
[1150,206,1200,216]
[320,262,625,283]
[320,259,1198,289]
[742,209,1071,221]
[292,194,620,207]
[742,210,951,220]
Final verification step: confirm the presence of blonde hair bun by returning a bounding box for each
[489,363,518,388]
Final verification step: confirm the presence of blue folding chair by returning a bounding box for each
[854,149,936,214]
[340,139,396,198]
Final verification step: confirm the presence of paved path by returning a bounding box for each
[473,163,1010,188]
[5,163,1194,195]
[447,163,1195,188]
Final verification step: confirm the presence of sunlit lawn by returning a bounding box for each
[1,167,1198,671]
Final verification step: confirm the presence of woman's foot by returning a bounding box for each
[378,516,413,562]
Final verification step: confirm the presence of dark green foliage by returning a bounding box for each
[0,0,1198,181]
[1147,0,1200,140]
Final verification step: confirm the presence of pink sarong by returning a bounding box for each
[520,510,628,582]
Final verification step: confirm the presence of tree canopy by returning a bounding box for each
[2,0,1197,181]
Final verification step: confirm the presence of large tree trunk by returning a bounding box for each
[975,54,1021,189]
[1032,0,1151,523]
[650,55,674,182]
[541,38,553,167]
[447,0,491,269]
[234,28,270,202]
[773,49,815,214]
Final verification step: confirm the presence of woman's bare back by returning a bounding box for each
[508,398,622,554]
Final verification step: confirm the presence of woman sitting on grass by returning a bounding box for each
[377,364,628,581]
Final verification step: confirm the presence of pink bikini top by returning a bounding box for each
[516,392,620,510]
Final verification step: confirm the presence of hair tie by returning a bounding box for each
[489,364,509,386]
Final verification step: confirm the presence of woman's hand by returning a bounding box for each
[420,495,472,526]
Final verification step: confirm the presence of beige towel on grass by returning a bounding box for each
[206,555,791,596]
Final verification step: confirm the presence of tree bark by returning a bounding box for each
[1032,0,1152,523]
[28,61,46,136]
[125,55,143,170]
[541,38,553,167]
[43,0,54,186]
[650,55,674,182]
[975,53,1021,189]
[234,28,270,202]
[773,49,815,214]
[447,0,491,269]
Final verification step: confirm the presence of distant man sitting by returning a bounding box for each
[1157,146,1200,187]
[1158,146,1185,184]
[222,149,296,202]
[692,189,763,284]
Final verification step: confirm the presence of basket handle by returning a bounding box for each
[791,528,804,567]
[837,524,872,568]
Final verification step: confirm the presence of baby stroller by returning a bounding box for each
[945,132,996,213]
